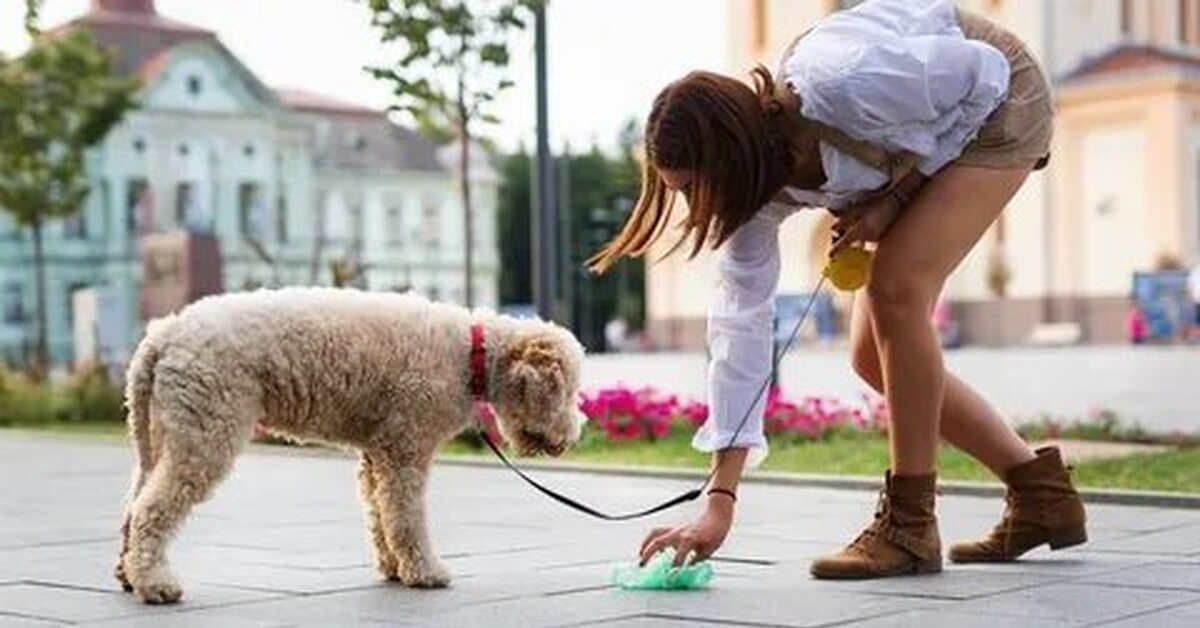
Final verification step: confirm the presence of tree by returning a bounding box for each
[364,0,540,308]
[496,147,532,305]
[0,3,138,374]
[495,123,646,350]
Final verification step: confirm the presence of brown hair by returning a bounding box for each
[588,66,789,273]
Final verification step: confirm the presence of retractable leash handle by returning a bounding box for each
[477,246,868,522]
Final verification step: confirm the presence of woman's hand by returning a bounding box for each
[830,192,902,256]
[639,496,735,567]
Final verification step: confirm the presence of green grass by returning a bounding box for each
[445,432,1200,494]
[2,421,126,437]
[10,422,1199,494]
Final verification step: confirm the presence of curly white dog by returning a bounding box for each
[114,288,585,604]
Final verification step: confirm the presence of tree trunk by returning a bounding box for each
[458,92,474,309]
[31,218,48,378]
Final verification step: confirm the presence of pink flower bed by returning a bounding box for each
[471,385,887,447]
[577,384,887,443]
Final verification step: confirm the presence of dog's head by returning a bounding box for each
[490,322,585,457]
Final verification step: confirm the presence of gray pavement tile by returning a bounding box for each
[0,582,287,624]
[402,589,650,628]
[832,608,1071,627]
[823,568,1063,601]
[565,618,727,628]
[947,551,1154,578]
[1085,524,1200,556]
[79,612,293,628]
[1096,600,1200,628]
[951,582,1197,624]
[624,582,948,628]
[1081,561,1200,592]
[0,613,70,628]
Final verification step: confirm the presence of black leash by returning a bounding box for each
[478,276,830,521]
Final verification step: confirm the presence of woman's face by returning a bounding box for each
[659,168,693,193]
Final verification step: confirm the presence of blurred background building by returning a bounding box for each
[0,0,498,366]
[647,0,1200,348]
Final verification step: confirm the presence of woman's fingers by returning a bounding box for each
[640,527,672,556]
[672,537,697,567]
[640,529,677,566]
[830,221,865,257]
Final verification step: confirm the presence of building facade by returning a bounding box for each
[0,0,498,366]
[646,0,1200,348]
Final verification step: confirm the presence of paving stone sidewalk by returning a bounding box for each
[2,432,1199,627]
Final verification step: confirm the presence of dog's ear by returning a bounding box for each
[502,334,565,404]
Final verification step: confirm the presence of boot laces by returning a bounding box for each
[848,488,890,552]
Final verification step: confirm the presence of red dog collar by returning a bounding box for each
[470,323,487,401]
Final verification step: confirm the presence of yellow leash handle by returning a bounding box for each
[823,245,873,291]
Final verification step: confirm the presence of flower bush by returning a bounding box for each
[578,384,888,444]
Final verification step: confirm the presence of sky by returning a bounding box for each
[0,0,730,154]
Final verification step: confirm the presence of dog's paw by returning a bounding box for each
[375,555,401,581]
[397,562,452,589]
[133,570,183,605]
[113,560,133,593]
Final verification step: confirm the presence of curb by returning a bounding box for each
[434,455,1200,510]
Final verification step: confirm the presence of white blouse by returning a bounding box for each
[692,0,1010,462]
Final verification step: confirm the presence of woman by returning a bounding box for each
[588,0,1086,580]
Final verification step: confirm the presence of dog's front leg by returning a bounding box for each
[371,449,451,588]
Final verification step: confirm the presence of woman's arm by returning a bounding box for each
[638,212,783,567]
[831,169,928,254]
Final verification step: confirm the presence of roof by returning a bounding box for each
[275,88,381,117]
[300,104,445,173]
[48,1,215,78]
[1061,43,1200,85]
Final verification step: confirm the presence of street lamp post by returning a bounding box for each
[532,2,557,322]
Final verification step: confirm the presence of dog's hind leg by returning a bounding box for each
[358,452,400,580]
[371,445,450,588]
[115,459,151,592]
[123,418,243,604]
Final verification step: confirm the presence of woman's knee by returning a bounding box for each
[865,264,938,327]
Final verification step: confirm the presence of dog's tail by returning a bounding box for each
[125,318,170,474]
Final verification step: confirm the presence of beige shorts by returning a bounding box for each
[955,10,1054,171]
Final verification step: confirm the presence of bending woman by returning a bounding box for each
[589,0,1086,579]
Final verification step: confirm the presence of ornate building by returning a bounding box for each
[0,0,498,366]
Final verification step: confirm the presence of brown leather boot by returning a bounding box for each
[950,446,1087,563]
[810,472,941,579]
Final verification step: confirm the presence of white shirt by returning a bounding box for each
[692,0,1010,462]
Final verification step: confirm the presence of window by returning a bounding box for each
[126,178,149,235]
[1121,0,1133,35]
[97,179,111,239]
[175,181,195,230]
[276,193,289,244]
[65,282,89,327]
[348,203,364,246]
[420,196,440,247]
[63,212,87,240]
[238,182,264,239]
[2,283,25,324]
[186,75,202,97]
[386,206,403,245]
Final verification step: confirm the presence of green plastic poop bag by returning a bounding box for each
[612,548,714,590]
